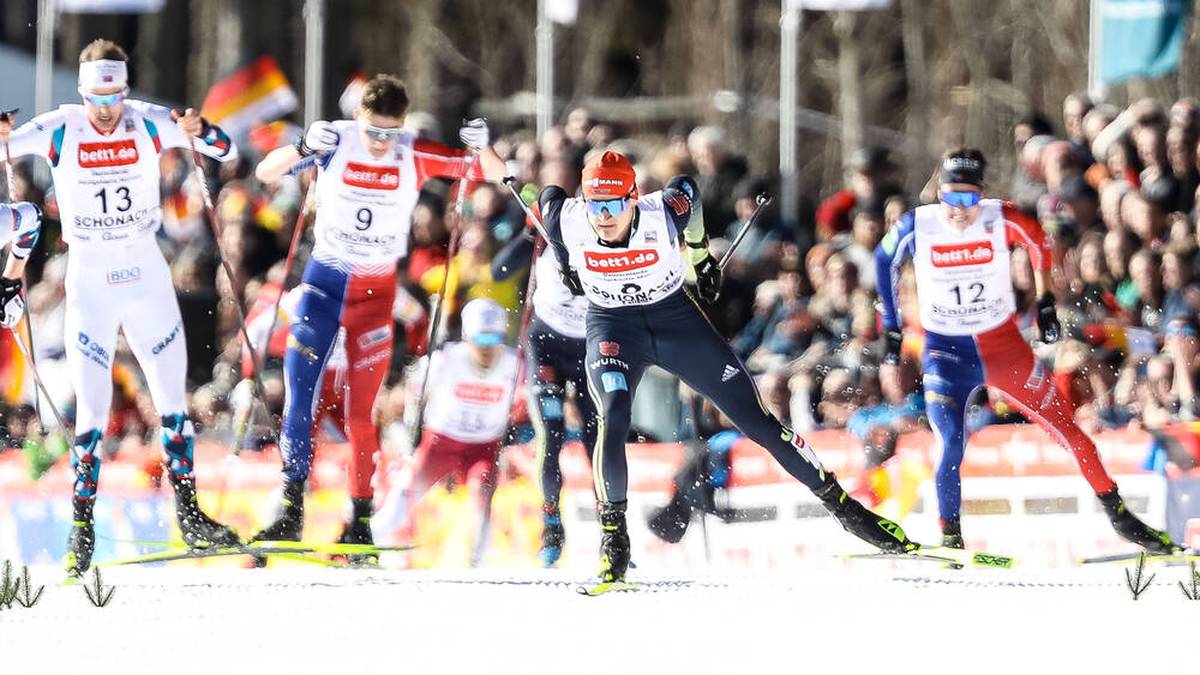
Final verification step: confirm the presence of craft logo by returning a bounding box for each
[931,241,993,267]
[78,140,139,168]
[599,341,620,357]
[343,162,400,190]
[584,249,659,273]
[454,382,505,404]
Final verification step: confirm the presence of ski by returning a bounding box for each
[1079,550,1200,565]
[98,536,412,558]
[575,580,643,596]
[98,545,324,567]
[842,546,1018,569]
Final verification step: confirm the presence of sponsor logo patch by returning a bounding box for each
[599,341,620,357]
[78,139,139,168]
[583,249,659,273]
[721,364,738,382]
[106,266,141,285]
[453,382,505,404]
[930,241,993,267]
[600,371,627,393]
[342,162,400,190]
[357,325,391,350]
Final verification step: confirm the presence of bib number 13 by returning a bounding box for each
[950,282,985,305]
[95,186,132,213]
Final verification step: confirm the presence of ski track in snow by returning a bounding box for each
[0,563,1193,674]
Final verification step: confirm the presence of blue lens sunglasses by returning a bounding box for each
[940,191,982,208]
[79,88,128,107]
[585,197,630,218]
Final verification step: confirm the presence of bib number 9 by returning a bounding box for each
[356,207,373,231]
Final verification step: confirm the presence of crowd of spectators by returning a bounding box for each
[2,94,1199,480]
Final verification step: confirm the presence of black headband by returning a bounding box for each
[939,156,985,187]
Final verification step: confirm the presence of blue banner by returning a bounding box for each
[1100,0,1193,84]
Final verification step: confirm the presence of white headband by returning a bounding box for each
[79,59,128,90]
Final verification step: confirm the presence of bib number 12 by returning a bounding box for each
[950,282,984,305]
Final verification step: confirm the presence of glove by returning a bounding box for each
[296,121,339,157]
[693,253,722,304]
[561,268,585,296]
[458,118,490,151]
[882,328,903,365]
[0,276,24,330]
[1036,293,1060,343]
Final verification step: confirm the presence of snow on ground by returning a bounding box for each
[0,560,1194,674]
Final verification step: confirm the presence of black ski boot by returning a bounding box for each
[336,497,378,566]
[597,501,631,582]
[1098,489,1178,554]
[648,493,691,544]
[65,498,96,579]
[538,505,566,567]
[815,476,917,553]
[252,479,306,543]
[171,474,241,549]
[941,519,965,549]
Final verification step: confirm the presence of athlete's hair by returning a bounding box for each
[360,75,410,119]
[79,39,128,63]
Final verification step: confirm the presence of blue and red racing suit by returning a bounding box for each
[279,122,480,499]
[875,199,1117,526]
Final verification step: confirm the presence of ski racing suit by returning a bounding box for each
[540,177,830,506]
[5,101,235,497]
[875,199,1118,527]
[492,231,597,507]
[279,122,480,501]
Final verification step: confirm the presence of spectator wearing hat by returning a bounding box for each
[815,145,899,241]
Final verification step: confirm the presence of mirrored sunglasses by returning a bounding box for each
[79,88,128,107]
[940,191,982,208]
[585,197,630,218]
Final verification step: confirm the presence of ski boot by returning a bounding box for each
[538,505,566,567]
[1098,489,1179,554]
[940,519,965,550]
[336,497,378,567]
[65,498,96,579]
[171,474,241,549]
[648,493,691,544]
[252,479,306,543]
[597,501,631,583]
[66,430,102,578]
[815,476,917,553]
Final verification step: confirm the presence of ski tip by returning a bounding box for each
[575,580,642,596]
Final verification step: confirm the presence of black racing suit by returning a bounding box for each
[539,179,829,506]
[492,232,598,507]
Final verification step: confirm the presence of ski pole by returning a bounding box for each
[719,193,772,271]
[0,108,45,434]
[409,153,476,449]
[230,169,317,453]
[8,325,69,434]
[183,131,269,414]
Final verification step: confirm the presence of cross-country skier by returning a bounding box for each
[875,148,1179,553]
[374,297,519,565]
[540,151,918,584]
[0,202,42,331]
[0,39,241,576]
[491,210,596,567]
[251,74,505,547]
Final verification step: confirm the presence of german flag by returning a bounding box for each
[201,56,298,137]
